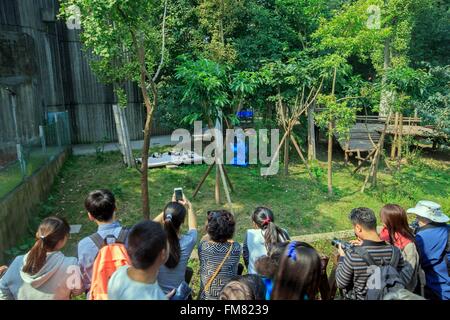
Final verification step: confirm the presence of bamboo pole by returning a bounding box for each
[390,112,399,159]
[192,163,215,198]
[397,114,403,160]
[290,135,316,181]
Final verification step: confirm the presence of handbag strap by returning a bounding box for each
[203,241,234,295]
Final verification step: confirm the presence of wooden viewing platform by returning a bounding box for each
[335,123,384,164]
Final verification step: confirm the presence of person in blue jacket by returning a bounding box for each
[407,200,450,300]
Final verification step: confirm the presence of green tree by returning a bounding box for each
[59,0,169,219]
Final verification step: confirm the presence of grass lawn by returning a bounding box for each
[4,142,449,298]
[21,142,448,255]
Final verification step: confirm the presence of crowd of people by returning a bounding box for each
[0,189,448,301]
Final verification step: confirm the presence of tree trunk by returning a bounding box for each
[327,121,333,196]
[307,102,316,160]
[379,37,391,117]
[327,67,337,196]
[140,110,153,219]
[136,45,156,220]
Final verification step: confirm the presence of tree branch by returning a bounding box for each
[152,0,168,83]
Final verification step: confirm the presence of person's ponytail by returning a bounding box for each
[22,216,70,275]
[22,238,48,275]
[253,207,290,252]
[164,217,181,268]
[162,202,186,269]
[263,222,290,251]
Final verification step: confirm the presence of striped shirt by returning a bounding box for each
[336,240,406,300]
[198,240,241,300]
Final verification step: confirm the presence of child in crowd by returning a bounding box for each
[219,274,266,300]
[243,207,290,274]
[107,220,170,300]
[379,204,420,292]
[254,242,289,300]
[0,217,83,300]
[78,189,129,292]
[154,193,197,296]
[271,241,322,300]
[198,210,241,300]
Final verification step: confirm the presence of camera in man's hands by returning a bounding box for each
[331,238,353,251]
[410,219,420,234]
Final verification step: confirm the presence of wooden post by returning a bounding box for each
[192,163,215,198]
[119,106,134,167]
[290,135,316,181]
[307,103,316,160]
[113,104,133,167]
[327,121,333,196]
[217,161,233,214]
[215,163,220,204]
[112,104,126,161]
[397,114,403,160]
[284,128,290,176]
[390,112,399,159]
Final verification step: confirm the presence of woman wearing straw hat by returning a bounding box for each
[407,200,450,300]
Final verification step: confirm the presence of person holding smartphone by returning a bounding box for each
[153,190,197,299]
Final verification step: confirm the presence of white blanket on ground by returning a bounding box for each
[136,151,204,168]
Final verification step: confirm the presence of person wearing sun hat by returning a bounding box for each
[407,200,450,300]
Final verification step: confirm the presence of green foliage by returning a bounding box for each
[59,0,166,89]
[412,64,450,135]
[115,87,128,108]
[175,56,261,126]
[315,94,356,139]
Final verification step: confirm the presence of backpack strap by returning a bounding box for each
[389,246,400,268]
[352,246,376,266]
[116,227,129,244]
[89,233,104,250]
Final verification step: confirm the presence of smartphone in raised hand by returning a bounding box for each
[174,187,183,202]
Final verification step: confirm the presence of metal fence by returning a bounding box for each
[0,111,71,199]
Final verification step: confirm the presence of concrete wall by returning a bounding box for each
[0,0,170,146]
[0,149,70,264]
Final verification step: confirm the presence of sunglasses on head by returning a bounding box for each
[207,210,221,220]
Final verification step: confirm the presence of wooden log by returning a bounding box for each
[290,135,316,181]
[390,112,399,159]
[112,104,127,164]
[284,129,290,176]
[192,162,215,198]
[307,103,316,160]
[397,114,403,160]
[215,163,220,204]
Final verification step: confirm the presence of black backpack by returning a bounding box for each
[353,246,406,300]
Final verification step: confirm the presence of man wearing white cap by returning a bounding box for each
[407,200,450,300]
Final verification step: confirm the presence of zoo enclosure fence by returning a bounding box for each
[0,111,71,199]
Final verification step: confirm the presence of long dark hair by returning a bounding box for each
[252,207,290,251]
[22,217,70,275]
[271,241,322,300]
[163,202,186,268]
[380,204,415,244]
